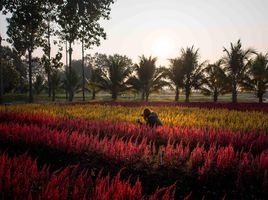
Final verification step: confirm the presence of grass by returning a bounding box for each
[2,91,265,104]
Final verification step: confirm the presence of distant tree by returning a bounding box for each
[50,53,63,101]
[127,55,168,101]
[41,1,60,98]
[0,35,3,103]
[81,38,86,101]
[11,49,27,94]
[200,60,231,102]
[33,75,44,95]
[41,51,63,100]
[2,29,27,94]
[241,53,268,103]
[85,53,108,100]
[86,67,102,100]
[70,59,91,79]
[181,46,205,102]
[79,22,106,101]
[2,0,47,102]
[51,69,61,101]
[64,67,81,101]
[0,46,28,94]
[56,0,114,101]
[1,46,20,93]
[223,39,254,103]
[166,57,185,101]
[97,54,133,100]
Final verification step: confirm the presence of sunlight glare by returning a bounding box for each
[151,36,176,58]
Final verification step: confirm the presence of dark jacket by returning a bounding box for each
[146,112,162,127]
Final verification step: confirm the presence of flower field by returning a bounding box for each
[0,102,268,199]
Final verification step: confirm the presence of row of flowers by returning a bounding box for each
[0,153,176,200]
[0,121,267,186]
[1,109,268,198]
[60,102,268,113]
[0,112,268,155]
[0,112,267,155]
[1,104,268,132]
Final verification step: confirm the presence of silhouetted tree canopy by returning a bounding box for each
[223,39,255,103]
[127,55,168,101]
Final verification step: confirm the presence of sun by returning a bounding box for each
[151,36,175,58]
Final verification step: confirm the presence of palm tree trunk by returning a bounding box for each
[48,70,51,98]
[112,90,117,100]
[145,92,149,102]
[142,91,145,101]
[28,48,33,103]
[65,85,68,100]
[19,73,23,94]
[232,80,237,103]
[257,89,263,103]
[68,41,73,102]
[52,84,55,101]
[65,40,68,100]
[141,91,145,101]
[185,84,190,103]
[0,36,3,104]
[259,95,263,103]
[185,75,190,103]
[175,85,179,102]
[47,19,51,98]
[92,88,96,100]
[82,40,85,101]
[213,90,218,102]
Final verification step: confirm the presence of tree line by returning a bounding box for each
[0,1,267,103]
[1,40,268,103]
[0,0,114,103]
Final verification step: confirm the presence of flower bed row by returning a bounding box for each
[0,121,267,186]
[1,112,267,155]
[0,153,175,200]
[60,102,268,113]
[1,104,267,132]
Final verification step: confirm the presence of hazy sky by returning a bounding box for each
[1,0,268,66]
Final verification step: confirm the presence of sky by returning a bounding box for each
[1,0,268,66]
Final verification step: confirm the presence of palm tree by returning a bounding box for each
[33,75,44,95]
[200,60,231,102]
[51,69,61,101]
[241,53,268,103]
[86,67,102,100]
[97,54,133,100]
[64,67,81,101]
[166,57,185,101]
[223,39,254,103]
[181,46,205,102]
[127,55,168,101]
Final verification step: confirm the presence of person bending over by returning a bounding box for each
[136,108,162,128]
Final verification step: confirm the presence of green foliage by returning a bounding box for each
[180,46,205,102]
[70,59,91,80]
[200,60,231,102]
[5,1,46,52]
[84,53,109,99]
[241,53,268,102]
[223,39,255,103]
[1,46,26,93]
[166,57,185,101]
[127,55,168,101]
[64,67,81,101]
[3,0,49,102]
[51,69,61,101]
[55,0,114,101]
[33,75,44,95]
[97,54,133,100]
